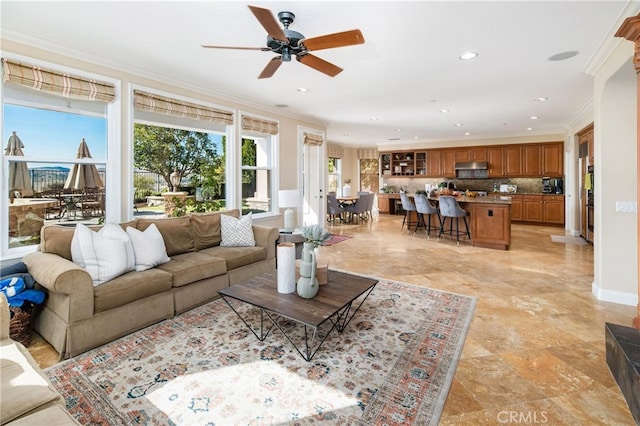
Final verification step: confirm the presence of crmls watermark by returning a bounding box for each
[497,411,548,424]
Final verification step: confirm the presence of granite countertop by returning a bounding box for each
[430,195,512,205]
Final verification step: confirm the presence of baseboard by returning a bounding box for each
[592,281,638,307]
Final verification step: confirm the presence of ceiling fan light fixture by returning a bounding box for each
[282,47,291,62]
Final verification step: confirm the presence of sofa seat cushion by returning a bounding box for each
[0,341,61,424]
[156,252,227,288]
[7,404,80,425]
[93,268,173,313]
[200,245,266,271]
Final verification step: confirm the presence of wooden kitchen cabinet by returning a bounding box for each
[487,146,504,177]
[377,193,391,213]
[510,194,523,221]
[504,146,522,176]
[522,145,542,176]
[426,150,442,177]
[522,194,543,222]
[455,148,471,162]
[542,143,563,177]
[543,195,565,224]
[471,147,488,161]
[471,203,511,250]
[415,152,427,176]
[441,149,456,177]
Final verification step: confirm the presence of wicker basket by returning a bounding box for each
[9,302,34,347]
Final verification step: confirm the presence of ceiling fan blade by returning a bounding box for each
[297,54,343,77]
[300,29,365,51]
[258,56,283,79]
[201,44,271,51]
[248,5,288,43]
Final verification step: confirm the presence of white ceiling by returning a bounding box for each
[0,1,636,148]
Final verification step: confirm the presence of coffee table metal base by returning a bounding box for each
[220,285,376,361]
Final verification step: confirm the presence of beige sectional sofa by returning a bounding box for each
[22,209,279,359]
[0,293,79,425]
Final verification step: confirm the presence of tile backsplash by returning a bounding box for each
[382,177,545,194]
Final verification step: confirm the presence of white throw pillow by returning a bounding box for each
[126,224,171,271]
[71,223,135,286]
[220,213,255,247]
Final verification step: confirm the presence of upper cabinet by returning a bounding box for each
[379,141,564,179]
[578,124,594,166]
[542,143,563,177]
[426,150,442,177]
[441,149,456,177]
[503,145,522,176]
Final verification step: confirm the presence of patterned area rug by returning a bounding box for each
[324,234,352,246]
[45,275,476,425]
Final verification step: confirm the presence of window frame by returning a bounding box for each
[1,54,120,259]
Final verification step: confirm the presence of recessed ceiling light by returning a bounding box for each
[388,137,400,141]
[297,87,308,92]
[439,109,449,113]
[534,97,548,102]
[369,117,379,121]
[396,128,401,132]
[526,127,533,131]
[464,132,471,136]
[275,104,288,108]
[414,136,419,139]
[454,123,463,127]
[548,51,579,61]
[459,52,478,60]
[530,116,539,120]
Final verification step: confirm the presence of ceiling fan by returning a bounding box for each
[201,5,365,79]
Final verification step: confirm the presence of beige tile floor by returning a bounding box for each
[28,212,637,424]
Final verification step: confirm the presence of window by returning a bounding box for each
[132,89,232,216]
[359,158,379,193]
[241,137,274,215]
[328,157,342,195]
[2,59,114,256]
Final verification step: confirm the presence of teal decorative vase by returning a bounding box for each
[297,242,319,299]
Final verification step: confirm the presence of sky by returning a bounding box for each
[3,104,107,161]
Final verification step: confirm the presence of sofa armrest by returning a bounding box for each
[252,225,279,260]
[22,252,95,322]
[0,293,9,341]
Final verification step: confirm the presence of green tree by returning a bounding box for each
[133,124,218,190]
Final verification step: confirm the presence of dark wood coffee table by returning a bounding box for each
[218,270,378,361]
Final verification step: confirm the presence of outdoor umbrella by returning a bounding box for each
[4,131,34,197]
[64,138,104,190]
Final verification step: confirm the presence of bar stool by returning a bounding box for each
[437,195,470,245]
[413,193,441,238]
[399,192,417,229]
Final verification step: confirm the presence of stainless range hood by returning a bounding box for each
[455,161,489,179]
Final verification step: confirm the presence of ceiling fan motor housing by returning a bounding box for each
[266,29,306,61]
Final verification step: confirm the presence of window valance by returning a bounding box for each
[327,143,343,158]
[357,148,378,159]
[241,116,279,135]
[134,90,233,125]
[304,132,324,146]
[2,58,116,103]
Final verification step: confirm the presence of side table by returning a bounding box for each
[277,231,305,259]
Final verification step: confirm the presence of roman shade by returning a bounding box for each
[241,116,278,135]
[304,132,324,146]
[2,58,116,103]
[134,90,233,125]
[357,148,378,159]
[327,144,343,158]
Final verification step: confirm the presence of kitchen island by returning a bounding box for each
[379,193,512,250]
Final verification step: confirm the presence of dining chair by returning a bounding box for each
[344,193,371,223]
[326,193,345,223]
[413,193,441,237]
[437,195,470,245]
[399,192,417,229]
